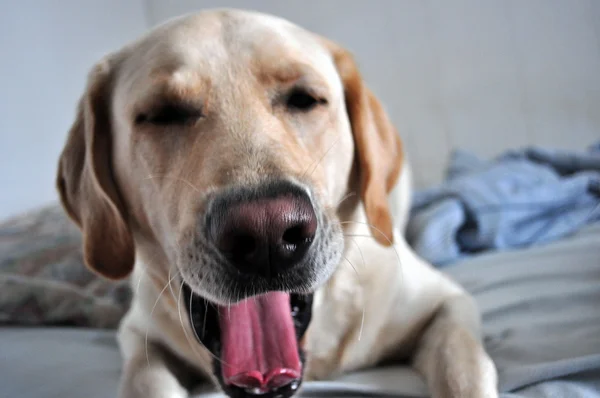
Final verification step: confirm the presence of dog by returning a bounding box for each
[56,9,498,398]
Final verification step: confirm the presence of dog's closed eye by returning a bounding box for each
[135,103,203,126]
[286,88,327,112]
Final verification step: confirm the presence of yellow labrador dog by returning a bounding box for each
[57,9,498,398]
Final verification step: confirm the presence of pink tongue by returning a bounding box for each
[219,292,301,392]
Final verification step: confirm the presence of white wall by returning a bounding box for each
[0,0,147,219]
[2,1,599,219]
[146,0,600,188]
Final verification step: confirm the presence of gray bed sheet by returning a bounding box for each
[1,224,599,398]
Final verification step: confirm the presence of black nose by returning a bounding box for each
[208,182,317,278]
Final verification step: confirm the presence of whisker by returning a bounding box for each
[309,136,341,177]
[343,256,359,275]
[349,238,366,341]
[178,280,228,365]
[340,220,405,306]
[335,192,356,208]
[145,269,180,366]
[167,267,179,303]
[301,134,341,179]
[133,253,172,299]
[134,270,145,298]
[202,298,208,339]
[340,220,402,266]
[343,255,365,343]
[137,153,200,194]
[177,280,207,358]
[144,174,201,193]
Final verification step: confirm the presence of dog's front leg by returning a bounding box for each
[118,353,189,398]
[117,324,189,398]
[412,294,498,398]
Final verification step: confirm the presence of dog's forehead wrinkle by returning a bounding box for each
[114,10,344,141]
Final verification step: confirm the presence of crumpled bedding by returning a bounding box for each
[0,205,130,328]
[407,142,600,266]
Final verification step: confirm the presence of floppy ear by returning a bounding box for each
[328,42,404,246]
[56,61,134,279]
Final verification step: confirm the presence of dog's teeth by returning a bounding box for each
[245,387,266,395]
[291,305,300,316]
[289,380,300,391]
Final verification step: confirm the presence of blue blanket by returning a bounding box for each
[407,142,600,266]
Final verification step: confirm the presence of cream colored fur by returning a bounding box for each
[57,9,498,398]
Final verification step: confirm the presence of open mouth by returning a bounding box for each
[183,284,313,397]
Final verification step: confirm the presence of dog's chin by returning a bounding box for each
[183,284,313,398]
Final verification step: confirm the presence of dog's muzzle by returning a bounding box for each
[187,180,321,397]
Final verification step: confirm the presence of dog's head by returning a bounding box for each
[57,9,402,397]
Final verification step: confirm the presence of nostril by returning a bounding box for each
[234,234,257,256]
[282,225,311,246]
[227,234,262,267]
[217,232,260,266]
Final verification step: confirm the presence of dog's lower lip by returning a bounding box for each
[182,284,312,397]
